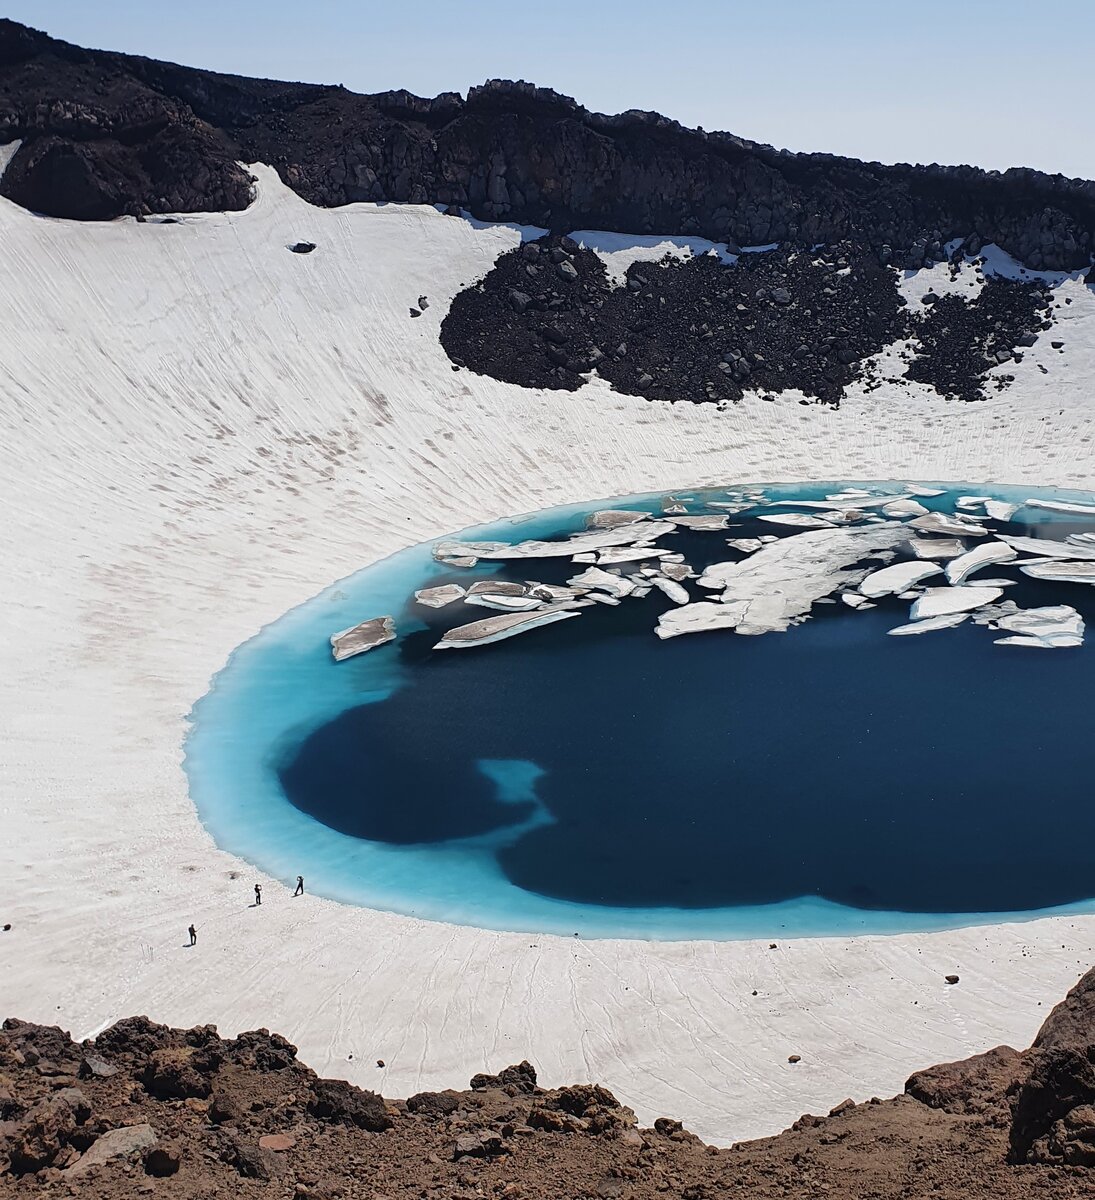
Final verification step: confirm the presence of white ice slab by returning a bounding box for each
[906,485,947,497]
[651,576,690,605]
[1024,498,1095,516]
[881,499,930,517]
[888,613,970,636]
[909,512,989,538]
[585,509,653,529]
[1000,534,1095,561]
[435,520,676,561]
[567,566,636,598]
[909,586,1004,619]
[907,536,966,560]
[726,538,764,553]
[434,604,578,649]
[993,604,1084,647]
[1020,561,1095,584]
[664,525,905,637]
[859,561,942,598]
[668,515,730,531]
[984,500,1020,522]
[464,593,545,613]
[944,541,1018,585]
[757,512,836,528]
[595,547,671,565]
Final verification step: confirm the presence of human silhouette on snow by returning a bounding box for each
[254,884,262,906]
[294,876,304,896]
[188,924,197,946]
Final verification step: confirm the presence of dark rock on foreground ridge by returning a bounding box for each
[4,967,1095,1197]
[2,18,1095,272]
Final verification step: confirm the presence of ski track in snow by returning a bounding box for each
[3,163,1095,1146]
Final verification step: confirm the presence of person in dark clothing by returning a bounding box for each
[294,876,304,896]
[254,884,262,906]
[188,924,197,946]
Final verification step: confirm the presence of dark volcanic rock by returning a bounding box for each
[441,235,1056,405]
[308,1077,391,1131]
[905,1045,1024,1120]
[1,18,1094,272]
[470,1061,539,1094]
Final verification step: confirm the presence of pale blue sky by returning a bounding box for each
[9,0,1093,178]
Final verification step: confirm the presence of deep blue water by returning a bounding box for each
[185,481,1095,939]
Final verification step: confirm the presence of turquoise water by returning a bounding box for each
[185,480,1095,940]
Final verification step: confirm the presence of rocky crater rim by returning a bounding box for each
[2,17,1095,270]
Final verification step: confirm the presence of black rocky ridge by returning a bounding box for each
[441,236,1055,405]
[3,18,1095,273]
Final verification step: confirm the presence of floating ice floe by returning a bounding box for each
[881,498,930,517]
[726,537,764,553]
[984,500,1020,522]
[595,546,671,564]
[567,566,636,598]
[414,583,466,608]
[651,576,690,605]
[435,604,581,650]
[907,536,966,560]
[528,583,582,601]
[909,585,1004,619]
[908,512,989,538]
[465,593,545,613]
[841,593,873,609]
[668,515,730,530]
[585,509,652,529]
[944,541,1018,585]
[992,604,1084,648]
[768,495,908,511]
[330,616,396,661]
[663,503,688,515]
[757,512,836,528]
[434,521,676,561]
[468,580,529,596]
[956,496,991,509]
[888,613,970,636]
[1024,498,1095,516]
[1067,532,1095,548]
[999,534,1095,561]
[859,561,942,598]
[1020,561,1095,584]
[661,561,694,581]
[660,525,906,638]
[907,485,947,497]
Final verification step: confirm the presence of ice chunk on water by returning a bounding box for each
[944,541,1018,585]
[414,584,466,608]
[909,512,989,538]
[909,586,1004,619]
[1020,561,1095,584]
[888,613,970,636]
[859,561,942,598]
[908,536,966,560]
[993,604,1084,647]
[757,512,837,528]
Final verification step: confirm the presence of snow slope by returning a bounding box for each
[2,164,1095,1144]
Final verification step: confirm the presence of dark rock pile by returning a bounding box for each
[5,968,1095,1196]
[441,234,1057,405]
[2,19,1095,272]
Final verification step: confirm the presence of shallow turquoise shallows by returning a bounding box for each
[184,480,1095,940]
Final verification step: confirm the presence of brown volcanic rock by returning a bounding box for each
[905,1044,1025,1119]
[2,974,1095,1197]
[1010,970,1095,1165]
[1,19,1094,270]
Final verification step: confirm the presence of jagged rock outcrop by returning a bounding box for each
[3,970,1095,1196]
[1,19,1094,271]
[1010,970,1095,1165]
